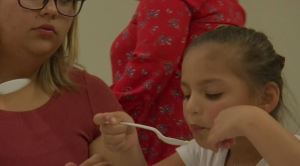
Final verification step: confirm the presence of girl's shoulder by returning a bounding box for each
[176,139,228,166]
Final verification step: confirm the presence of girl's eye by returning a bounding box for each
[205,93,222,100]
[60,0,69,2]
[183,94,190,100]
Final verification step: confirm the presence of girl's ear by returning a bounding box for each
[260,82,280,113]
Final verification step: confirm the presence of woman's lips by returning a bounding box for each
[33,24,57,37]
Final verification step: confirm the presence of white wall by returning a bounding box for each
[78,0,300,102]
[239,0,300,102]
[78,0,137,83]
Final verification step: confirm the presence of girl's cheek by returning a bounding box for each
[208,101,235,120]
[208,106,225,121]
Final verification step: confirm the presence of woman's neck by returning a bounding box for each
[0,51,45,83]
[225,137,262,166]
[0,79,51,112]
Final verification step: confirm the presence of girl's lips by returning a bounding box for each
[189,124,209,134]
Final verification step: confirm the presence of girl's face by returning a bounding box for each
[0,0,73,58]
[181,42,255,149]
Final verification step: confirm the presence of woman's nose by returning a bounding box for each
[39,0,59,17]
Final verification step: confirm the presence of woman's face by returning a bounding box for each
[0,0,73,58]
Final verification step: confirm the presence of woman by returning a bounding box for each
[0,0,120,165]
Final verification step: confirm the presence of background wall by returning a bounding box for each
[78,0,136,83]
[78,0,300,101]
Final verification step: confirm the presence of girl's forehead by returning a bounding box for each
[184,45,239,70]
[186,42,240,59]
[182,43,244,83]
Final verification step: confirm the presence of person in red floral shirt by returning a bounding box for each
[110,0,246,164]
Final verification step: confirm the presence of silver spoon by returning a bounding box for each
[0,78,30,95]
[120,122,190,146]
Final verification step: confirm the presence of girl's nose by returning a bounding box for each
[184,96,202,116]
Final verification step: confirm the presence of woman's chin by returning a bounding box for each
[28,43,60,58]
[25,37,61,57]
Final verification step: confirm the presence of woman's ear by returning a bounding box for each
[260,82,280,113]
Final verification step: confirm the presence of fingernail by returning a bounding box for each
[111,117,117,123]
[104,116,111,124]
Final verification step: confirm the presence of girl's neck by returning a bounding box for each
[225,137,262,166]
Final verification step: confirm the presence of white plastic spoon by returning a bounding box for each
[0,78,30,95]
[120,122,190,146]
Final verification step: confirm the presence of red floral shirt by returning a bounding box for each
[110,0,245,164]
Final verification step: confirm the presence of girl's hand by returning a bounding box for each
[207,105,264,150]
[93,111,139,152]
[65,154,111,166]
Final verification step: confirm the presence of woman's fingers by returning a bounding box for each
[65,154,112,166]
[100,122,127,134]
[79,154,110,166]
[91,163,111,166]
[93,113,117,125]
[93,111,133,125]
[65,162,77,166]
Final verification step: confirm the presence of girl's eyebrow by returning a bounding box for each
[181,79,223,87]
[180,81,188,87]
[197,79,223,85]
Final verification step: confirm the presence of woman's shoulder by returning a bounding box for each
[69,67,107,89]
[69,67,115,101]
[69,67,122,113]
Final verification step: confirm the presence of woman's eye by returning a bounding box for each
[205,93,222,100]
[59,0,73,4]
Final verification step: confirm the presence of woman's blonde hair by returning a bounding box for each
[36,18,79,94]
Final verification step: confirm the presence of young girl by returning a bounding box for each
[94,26,300,166]
[110,0,245,163]
[0,1,120,165]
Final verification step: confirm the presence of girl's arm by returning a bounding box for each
[91,111,186,166]
[153,153,185,166]
[89,135,147,166]
[90,136,185,166]
[208,105,300,166]
[241,109,300,166]
[92,111,148,166]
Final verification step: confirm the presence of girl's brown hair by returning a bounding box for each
[187,26,299,132]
